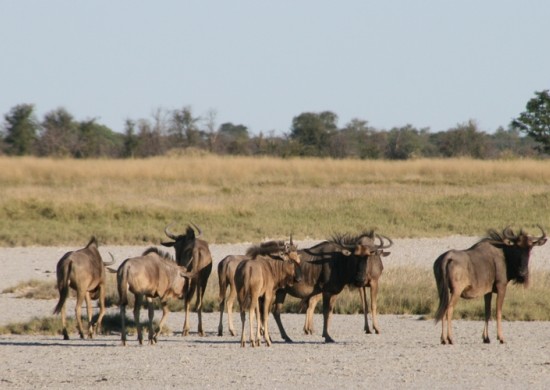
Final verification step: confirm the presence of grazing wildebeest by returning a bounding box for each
[117,247,194,346]
[235,239,302,347]
[434,226,547,345]
[162,222,212,336]
[53,237,115,340]
[271,231,392,343]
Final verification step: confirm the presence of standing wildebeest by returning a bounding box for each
[53,237,115,340]
[271,231,392,343]
[162,222,212,336]
[216,241,292,336]
[236,239,302,347]
[434,226,547,345]
[117,247,194,346]
[217,254,248,336]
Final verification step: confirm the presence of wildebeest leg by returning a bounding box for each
[217,281,227,337]
[272,289,292,342]
[359,287,371,334]
[74,289,86,339]
[85,292,94,339]
[120,303,127,346]
[482,293,492,343]
[444,291,460,345]
[155,302,171,345]
[240,309,247,347]
[262,293,273,347]
[182,293,191,336]
[495,289,506,344]
[249,298,257,347]
[93,285,106,337]
[147,297,155,345]
[195,282,205,336]
[134,294,143,345]
[370,282,381,334]
[321,293,337,343]
[304,294,321,335]
[60,302,69,340]
[226,283,238,336]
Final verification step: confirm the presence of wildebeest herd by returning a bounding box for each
[53,223,547,347]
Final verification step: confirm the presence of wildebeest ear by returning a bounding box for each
[161,241,175,247]
[341,249,351,256]
[381,251,391,257]
[502,239,514,246]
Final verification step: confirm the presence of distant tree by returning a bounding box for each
[38,107,78,157]
[218,122,250,155]
[3,103,39,155]
[434,120,488,158]
[169,106,201,148]
[74,119,121,158]
[487,126,539,158]
[204,109,218,153]
[385,125,428,160]
[290,111,338,156]
[511,90,550,154]
[122,119,139,158]
[135,119,162,157]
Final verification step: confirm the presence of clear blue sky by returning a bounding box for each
[1,1,548,135]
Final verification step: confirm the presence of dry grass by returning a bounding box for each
[1,156,549,246]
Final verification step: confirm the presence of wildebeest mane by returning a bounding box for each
[478,229,509,248]
[330,230,374,247]
[246,240,285,259]
[142,247,175,262]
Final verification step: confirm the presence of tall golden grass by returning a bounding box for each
[1,156,549,245]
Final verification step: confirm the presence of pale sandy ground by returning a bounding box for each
[1,237,550,389]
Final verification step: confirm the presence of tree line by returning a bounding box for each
[2,90,549,159]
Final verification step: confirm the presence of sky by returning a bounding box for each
[1,1,549,136]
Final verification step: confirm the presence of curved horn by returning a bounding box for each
[190,222,202,238]
[290,233,294,247]
[376,234,393,249]
[164,222,179,240]
[534,224,547,244]
[502,226,516,240]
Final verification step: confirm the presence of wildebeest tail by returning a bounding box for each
[117,261,130,306]
[237,272,252,311]
[433,253,451,323]
[53,256,72,315]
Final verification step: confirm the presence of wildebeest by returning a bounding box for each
[434,226,547,345]
[117,247,194,346]
[235,239,302,347]
[53,237,115,340]
[217,241,294,336]
[162,222,212,336]
[271,231,392,343]
[217,254,248,336]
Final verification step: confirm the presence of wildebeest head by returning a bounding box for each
[161,222,201,266]
[284,235,302,284]
[247,236,302,284]
[334,231,393,287]
[489,225,547,284]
